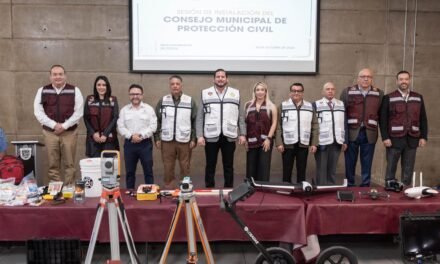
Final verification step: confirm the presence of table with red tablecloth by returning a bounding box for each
[0,191,307,244]
[2,187,440,245]
[304,187,440,236]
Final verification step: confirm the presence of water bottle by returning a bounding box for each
[74,181,86,204]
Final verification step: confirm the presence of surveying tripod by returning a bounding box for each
[85,150,139,264]
[85,186,140,264]
[159,185,214,264]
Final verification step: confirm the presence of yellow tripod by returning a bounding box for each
[159,178,214,264]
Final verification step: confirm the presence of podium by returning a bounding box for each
[11,141,45,186]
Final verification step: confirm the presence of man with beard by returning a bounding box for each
[196,69,246,188]
[117,84,157,192]
[380,70,428,186]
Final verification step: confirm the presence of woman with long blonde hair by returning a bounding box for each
[244,82,277,181]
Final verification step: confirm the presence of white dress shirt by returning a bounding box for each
[397,88,410,102]
[117,102,157,139]
[33,84,84,130]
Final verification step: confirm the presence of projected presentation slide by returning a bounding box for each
[130,0,319,74]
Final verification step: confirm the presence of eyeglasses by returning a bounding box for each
[129,93,142,97]
[290,90,303,94]
[358,75,373,79]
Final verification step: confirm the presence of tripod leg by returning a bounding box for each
[185,200,198,263]
[159,199,183,264]
[118,198,139,257]
[191,198,215,264]
[85,205,106,264]
[116,200,140,264]
[108,202,121,260]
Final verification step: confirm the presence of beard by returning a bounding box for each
[399,83,409,90]
[131,98,141,106]
[215,81,227,89]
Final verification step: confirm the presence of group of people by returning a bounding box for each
[32,65,428,191]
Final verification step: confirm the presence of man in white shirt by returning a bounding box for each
[33,64,84,186]
[117,84,157,191]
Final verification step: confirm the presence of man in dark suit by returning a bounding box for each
[340,68,383,187]
[380,70,428,186]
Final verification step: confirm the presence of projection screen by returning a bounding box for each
[130,0,319,74]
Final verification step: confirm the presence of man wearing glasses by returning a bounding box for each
[275,83,318,183]
[117,84,157,192]
[340,68,383,187]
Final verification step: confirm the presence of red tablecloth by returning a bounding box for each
[3,187,439,244]
[0,191,306,244]
[304,187,440,235]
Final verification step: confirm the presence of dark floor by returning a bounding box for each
[0,238,402,264]
[0,235,427,264]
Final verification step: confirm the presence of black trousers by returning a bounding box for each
[246,144,273,182]
[204,135,236,188]
[282,144,308,183]
[385,146,417,186]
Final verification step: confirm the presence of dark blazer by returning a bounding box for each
[379,90,428,149]
[340,85,384,144]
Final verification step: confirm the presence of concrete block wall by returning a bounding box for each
[1,0,439,187]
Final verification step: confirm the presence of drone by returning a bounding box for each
[249,177,348,194]
[404,172,439,199]
[359,188,390,200]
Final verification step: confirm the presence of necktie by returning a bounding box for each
[328,101,333,110]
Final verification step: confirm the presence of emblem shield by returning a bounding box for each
[19,147,32,160]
